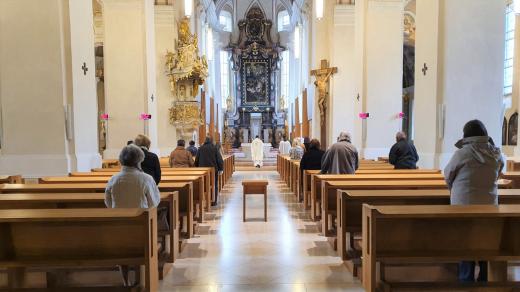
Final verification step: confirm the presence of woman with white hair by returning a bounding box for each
[289,138,305,160]
[105,144,160,208]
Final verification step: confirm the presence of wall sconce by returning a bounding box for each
[184,0,193,18]
[316,0,324,20]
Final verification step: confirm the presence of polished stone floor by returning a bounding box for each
[159,171,363,292]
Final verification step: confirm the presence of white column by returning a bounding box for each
[436,0,505,167]
[413,0,440,169]
[69,0,103,171]
[155,5,178,155]
[330,4,363,148]
[102,0,157,158]
[363,0,403,159]
[0,0,101,176]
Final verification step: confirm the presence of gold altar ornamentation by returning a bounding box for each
[404,13,416,43]
[166,17,208,127]
[169,102,204,127]
[165,17,208,100]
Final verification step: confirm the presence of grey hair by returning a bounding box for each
[396,131,407,141]
[119,144,145,168]
[337,132,351,143]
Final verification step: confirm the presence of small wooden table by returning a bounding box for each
[242,180,268,222]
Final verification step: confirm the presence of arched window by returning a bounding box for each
[219,10,232,32]
[504,2,515,95]
[277,10,290,32]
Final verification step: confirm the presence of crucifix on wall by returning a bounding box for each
[311,59,338,149]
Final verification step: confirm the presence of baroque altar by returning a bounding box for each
[225,6,286,147]
[166,17,208,141]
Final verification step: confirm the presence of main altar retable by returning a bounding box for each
[223,6,286,148]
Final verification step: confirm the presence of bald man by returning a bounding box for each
[389,131,419,169]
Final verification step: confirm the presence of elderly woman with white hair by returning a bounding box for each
[105,144,161,208]
[289,138,305,160]
[320,132,359,174]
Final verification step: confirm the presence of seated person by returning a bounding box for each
[169,139,194,168]
[105,144,160,208]
[321,132,359,174]
[134,134,161,184]
[289,138,305,160]
[444,119,505,282]
[388,131,419,169]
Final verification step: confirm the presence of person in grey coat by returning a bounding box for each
[443,119,505,282]
[320,132,359,174]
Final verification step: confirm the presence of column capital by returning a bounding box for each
[334,4,355,26]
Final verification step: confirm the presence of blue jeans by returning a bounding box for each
[459,261,487,282]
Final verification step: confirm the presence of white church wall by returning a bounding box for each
[363,0,403,159]
[413,0,440,169]
[68,0,103,171]
[155,5,178,155]
[437,0,505,169]
[0,0,83,176]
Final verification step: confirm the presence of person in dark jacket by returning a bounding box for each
[134,134,161,185]
[300,139,325,201]
[195,136,224,206]
[303,137,311,152]
[388,132,419,169]
[187,140,198,157]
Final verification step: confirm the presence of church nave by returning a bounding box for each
[159,170,362,292]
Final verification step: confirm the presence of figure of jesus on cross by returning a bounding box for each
[311,59,337,149]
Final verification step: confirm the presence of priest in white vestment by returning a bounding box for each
[251,136,264,168]
[279,136,291,155]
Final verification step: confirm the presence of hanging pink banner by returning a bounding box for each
[100,114,109,120]
[140,113,152,120]
[359,112,369,119]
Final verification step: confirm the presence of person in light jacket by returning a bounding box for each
[444,119,505,282]
[105,144,161,208]
[289,138,305,160]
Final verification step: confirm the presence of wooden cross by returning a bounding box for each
[81,62,88,75]
[422,63,428,76]
[311,59,338,149]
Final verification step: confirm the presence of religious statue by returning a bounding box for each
[279,95,286,111]
[314,70,335,124]
[226,95,233,112]
[224,127,235,144]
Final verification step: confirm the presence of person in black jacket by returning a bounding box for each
[134,134,162,185]
[300,139,325,201]
[389,132,419,169]
[195,136,224,206]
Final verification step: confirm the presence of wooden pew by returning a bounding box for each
[337,189,520,277]
[0,175,23,184]
[321,179,447,236]
[0,192,179,280]
[39,175,206,223]
[0,208,158,291]
[310,173,444,221]
[92,167,216,209]
[0,182,196,238]
[362,204,520,291]
[302,169,442,211]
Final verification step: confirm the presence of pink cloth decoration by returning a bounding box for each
[100,114,109,120]
[140,114,152,120]
[398,112,405,119]
[359,112,369,119]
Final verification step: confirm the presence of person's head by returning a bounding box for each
[134,134,151,150]
[189,140,196,146]
[256,135,259,139]
[309,139,321,150]
[396,131,407,142]
[177,139,186,147]
[337,132,351,143]
[463,119,488,138]
[282,135,287,141]
[293,138,302,148]
[127,140,134,146]
[205,136,213,144]
[119,144,145,168]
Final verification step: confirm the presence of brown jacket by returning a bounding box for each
[169,147,194,168]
